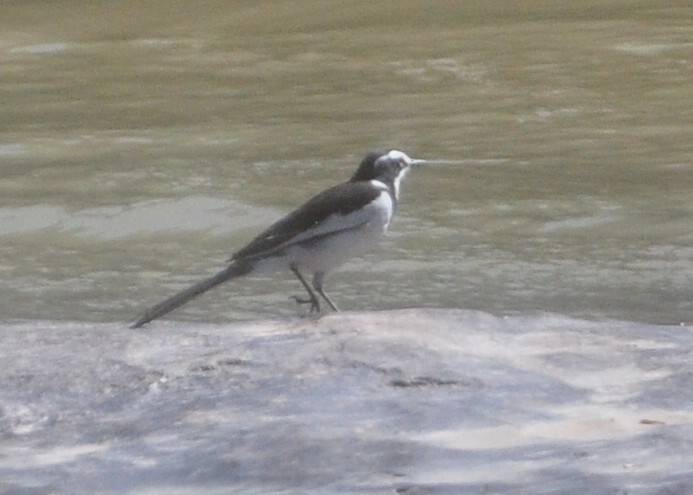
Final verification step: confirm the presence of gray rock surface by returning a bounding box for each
[1,309,691,494]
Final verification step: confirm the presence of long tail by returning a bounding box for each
[131,263,251,328]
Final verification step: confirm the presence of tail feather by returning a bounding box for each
[131,263,250,328]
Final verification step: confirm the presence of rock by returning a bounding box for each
[1,309,691,494]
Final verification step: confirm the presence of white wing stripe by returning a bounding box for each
[270,188,392,253]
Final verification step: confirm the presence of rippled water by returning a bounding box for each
[1,1,691,325]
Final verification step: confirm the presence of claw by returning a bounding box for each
[289,295,320,313]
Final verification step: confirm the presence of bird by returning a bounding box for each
[131,149,431,328]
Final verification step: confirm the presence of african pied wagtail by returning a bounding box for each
[132,149,435,328]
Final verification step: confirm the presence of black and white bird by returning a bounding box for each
[131,149,432,328]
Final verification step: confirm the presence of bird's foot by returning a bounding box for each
[290,295,321,314]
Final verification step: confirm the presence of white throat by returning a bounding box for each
[392,167,409,200]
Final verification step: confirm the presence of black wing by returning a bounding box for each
[231,181,385,261]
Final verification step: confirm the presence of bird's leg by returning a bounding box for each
[290,264,320,313]
[312,272,339,312]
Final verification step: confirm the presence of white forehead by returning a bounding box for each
[385,150,413,164]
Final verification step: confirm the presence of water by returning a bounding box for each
[1,1,692,325]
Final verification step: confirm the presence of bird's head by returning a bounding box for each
[350,150,414,182]
[350,149,431,199]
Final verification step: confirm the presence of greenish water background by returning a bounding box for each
[1,1,691,324]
